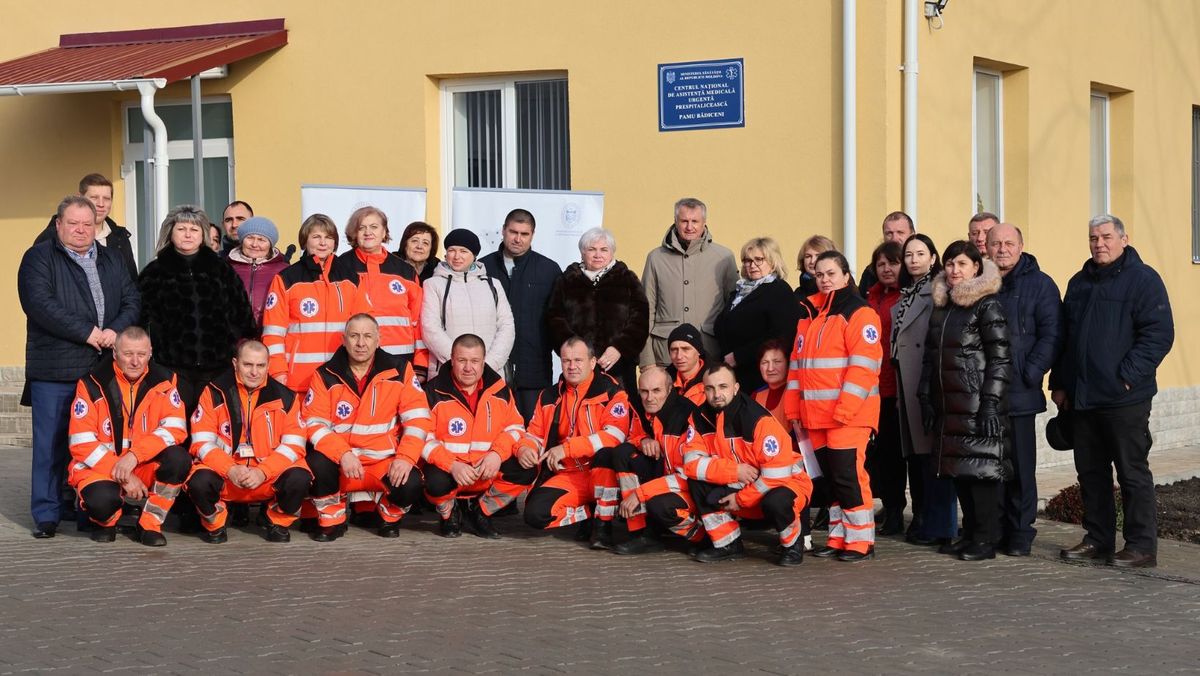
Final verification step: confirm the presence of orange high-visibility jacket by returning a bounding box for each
[333,248,428,373]
[261,254,355,393]
[627,392,704,477]
[420,365,529,472]
[191,371,307,481]
[527,370,633,472]
[688,393,812,510]
[68,361,187,477]
[785,287,883,431]
[667,361,707,406]
[303,347,433,466]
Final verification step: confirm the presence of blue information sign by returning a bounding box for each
[658,58,745,132]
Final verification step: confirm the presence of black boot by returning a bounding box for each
[311,523,346,542]
[139,529,167,547]
[811,545,841,558]
[200,527,227,544]
[574,518,594,542]
[90,526,116,543]
[590,520,615,551]
[777,540,804,567]
[694,538,745,563]
[938,538,971,555]
[877,508,905,536]
[613,530,665,555]
[959,542,996,561]
[439,502,462,538]
[465,501,501,539]
[265,524,291,543]
[377,521,402,538]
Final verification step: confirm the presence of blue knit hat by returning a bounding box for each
[238,216,279,250]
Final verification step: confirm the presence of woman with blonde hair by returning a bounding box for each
[713,237,801,392]
[795,234,838,299]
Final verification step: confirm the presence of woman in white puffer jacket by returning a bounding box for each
[420,228,515,377]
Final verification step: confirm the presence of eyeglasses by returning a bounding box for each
[741,256,767,266]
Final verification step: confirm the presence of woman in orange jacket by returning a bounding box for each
[332,206,428,378]
[785,251,883,562]
[261,214,356,393]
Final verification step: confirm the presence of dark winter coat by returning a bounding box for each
[18,238,141,382]
[480,247,562,389]
[794,273,817,301]
[411,257,441,285]
[137,246,257,372]
[1049,246,1174,411]
[227,248,289,328]
[545,261,649,389]
[919,261,1011,481]
[38,216,138,283]
[992,253,1062,416]
[713,277,801,392]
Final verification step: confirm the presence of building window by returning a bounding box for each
[1091,93,1110,218]
[973,69,1003,216]
[1193,106,1200,263]
[123,99,235,264]
[445,75,571,192]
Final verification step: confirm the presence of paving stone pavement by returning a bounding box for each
[0,447,1197,675]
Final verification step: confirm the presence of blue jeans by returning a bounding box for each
[30,380,76,525]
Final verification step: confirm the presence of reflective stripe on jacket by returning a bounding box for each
[69,361,186,477]
[303,347,433,465]
[262,254,355,393]
[689,393,812,510]
[785,287,883,431]
[190,371,307,481]
[421,365,528,472]
[527,370,633,471]
[334,248,428,372]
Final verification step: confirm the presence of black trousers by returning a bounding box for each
[78,445,192,524]
[867,397,908,512]
[187,466,312,518]
[307,451,424,509]
[422,456,538,497]
[512,388,543,425]
[1073,400,1156,554]
[954,477,1001,546]
[1001,414,1038,548]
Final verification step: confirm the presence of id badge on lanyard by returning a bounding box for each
[237,388,260,460]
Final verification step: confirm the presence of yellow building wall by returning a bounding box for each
[0,0,1196,390]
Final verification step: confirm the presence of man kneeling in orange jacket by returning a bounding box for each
[187,340,311,543]
[421,334,537,538]
[303,314,433,541]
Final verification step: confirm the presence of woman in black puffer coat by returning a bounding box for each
[918,240,1011,562]
[138,205,257,413]
[545,227,649,404]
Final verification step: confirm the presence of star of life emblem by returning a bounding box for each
[336,401,354,420]
[300,298,319,318]
[448,417,467,437]
[763,435,780,457]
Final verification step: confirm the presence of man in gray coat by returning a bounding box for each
[639,197,738,367]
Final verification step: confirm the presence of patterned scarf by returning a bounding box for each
[582,261,616,286]
[891,272,930,358]
[730,273,776,308]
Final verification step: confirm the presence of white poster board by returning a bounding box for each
[301,184,427,255]
[450,187,604,270]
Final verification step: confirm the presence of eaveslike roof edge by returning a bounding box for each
[0,18,287,91]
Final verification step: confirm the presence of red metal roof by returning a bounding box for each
[0,18,287,87]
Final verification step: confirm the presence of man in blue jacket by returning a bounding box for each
[1051,215,1173,568]
[987,223,1061,556]
[480,209,562,422]
[18,196,141,538]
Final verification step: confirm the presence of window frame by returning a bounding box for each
[121,96,236,264]
[1090,91,1111,218]
[972,68,1004,219]
[439,72,568,224]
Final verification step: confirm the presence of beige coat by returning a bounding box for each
[639,226,738,366]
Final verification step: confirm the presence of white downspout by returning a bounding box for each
[843,0,857,272]
[903,0,919,223]
[137,80,170,229]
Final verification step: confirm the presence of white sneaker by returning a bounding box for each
[803,534,813,552]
